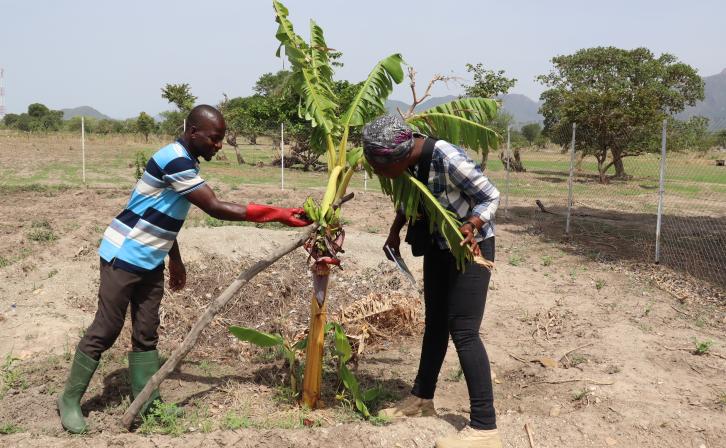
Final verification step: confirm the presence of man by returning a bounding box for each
[58,105,311,433]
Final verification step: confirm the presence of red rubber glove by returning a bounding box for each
[245,203,312,227]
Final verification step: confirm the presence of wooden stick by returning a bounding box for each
[121,193,354,428]
[524,423,536,448]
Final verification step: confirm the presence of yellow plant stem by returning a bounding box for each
[320,165,343,218]
[337,127,349,167]
[302,264,330,409]
[333,165,356,204]
[326,134,337,171]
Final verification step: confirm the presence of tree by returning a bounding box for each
[161,83,196,113]
[136,112,156,142]
[463,63,516,99]
[3,103,63,132]
[715,129,726,149]
[666,116,712,152]
[161,83,196,136]
[521,123,542,146]
[538,47,704,183]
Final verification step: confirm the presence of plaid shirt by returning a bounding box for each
[412,140,500,249]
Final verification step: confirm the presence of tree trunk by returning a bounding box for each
[612,154,628,179]
[499,149,526,172]
[302,264,329,408]
[480,148,490,171]
[233,146,245,165]
[249,134,257,145]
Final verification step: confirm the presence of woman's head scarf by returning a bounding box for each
[362,114,416,164]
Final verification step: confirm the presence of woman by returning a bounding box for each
[363,115,501,448]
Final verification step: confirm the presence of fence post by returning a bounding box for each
[81,116,86,185]
[280,122,285,191]
[565,123,577,234]
[363,170,368,192]
[655,119,667,264]
[504,125,511,220]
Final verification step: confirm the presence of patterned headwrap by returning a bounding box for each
[362,114,416,164]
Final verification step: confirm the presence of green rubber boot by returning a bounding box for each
[128,350,162,416]
[57,350,99,434]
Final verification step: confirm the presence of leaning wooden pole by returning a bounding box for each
[301,264,329,408]
[121,193,354,428]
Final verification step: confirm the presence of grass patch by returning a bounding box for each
[0,256,10,268]
[693,338,713,355]
[1,354,27,398]
[139,402,185,436]
[541,255,553,267]
[27,220,58,242]
[0,423,22,434]
[222,411,251,430]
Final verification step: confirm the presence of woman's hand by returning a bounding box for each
[383,231,401,261]
[459,218,484,257]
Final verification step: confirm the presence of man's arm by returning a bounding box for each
[168,239,186,291]
[185,184,248,220]
[185,184,310,226]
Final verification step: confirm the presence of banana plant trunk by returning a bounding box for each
[302,263,330,408]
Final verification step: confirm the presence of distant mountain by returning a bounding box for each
[61,106,111,120]
[384,93,544,127]
[499,94,543,125]
[679,68,726,130]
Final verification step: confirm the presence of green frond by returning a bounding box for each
[273,0,338,156]
[380,172,470,270]
[406,98,500,153]
[341,54,405,130]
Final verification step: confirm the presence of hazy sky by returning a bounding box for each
[2,0,725,118]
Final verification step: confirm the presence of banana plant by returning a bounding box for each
[272,0,499,409]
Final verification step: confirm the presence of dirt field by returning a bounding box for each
[0,177,725,448]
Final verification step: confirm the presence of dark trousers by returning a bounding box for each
[411,237,496,430]
[77,259,164,360]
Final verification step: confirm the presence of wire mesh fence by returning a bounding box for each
[493,118,726,289]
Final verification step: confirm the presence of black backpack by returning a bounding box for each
[404,137,437,256]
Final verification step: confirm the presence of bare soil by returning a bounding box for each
[0,184,725,448]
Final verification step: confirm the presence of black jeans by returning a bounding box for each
[411,237,496,430]
[76,259,164,360]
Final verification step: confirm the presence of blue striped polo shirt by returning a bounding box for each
[98,140,205,272]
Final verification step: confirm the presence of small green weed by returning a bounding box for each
[446,366,464,382]
[570,354,588,367]
[693,338,713,355]
[47,269,59,279]
[572,388,590,401]
[222,411,251,430]
[508,253,523,267]
[541,255,552,267]
[139,402,184,436]
[0,423,22,434]
[1,354,27,398]
[27,227,58,242]
[198,360,214,377]
[643,302,653,316]
[595,279,606,290]
[0,256,10,268]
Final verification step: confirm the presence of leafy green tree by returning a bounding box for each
[136,112,156,142]
[161,83,196,113]
[521,123,542,146]
[715,129,726,148]
[5,103,63,132]
[538,47,704,182]
[463,63,516,99]
[666,116,712,152]
[160,83,196,136]
[2,113,21,128]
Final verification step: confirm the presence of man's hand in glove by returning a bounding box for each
[245,203,312,227]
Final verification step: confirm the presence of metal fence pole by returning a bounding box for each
[504,125,511,220]
[565,123,577,234]
[655,119,667,264]
[81,116,86,185]
[363,170,368,192]
[280,122,285,191]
